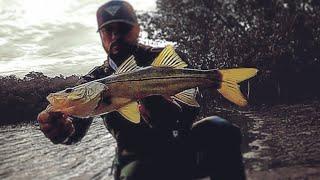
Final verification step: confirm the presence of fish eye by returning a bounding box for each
[65,88,73,93]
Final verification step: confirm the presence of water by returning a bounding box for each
[1,104,320,179]
[0,119,117,179]
[0,111,251,180]
[0,0,159,77]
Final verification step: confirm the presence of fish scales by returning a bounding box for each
[46,45,258,122]
[105,67,221,99]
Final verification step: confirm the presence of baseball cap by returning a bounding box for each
[96,0,138,32]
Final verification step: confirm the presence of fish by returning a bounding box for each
[47,45,258,123]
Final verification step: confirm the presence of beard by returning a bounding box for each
[107,38,136,66]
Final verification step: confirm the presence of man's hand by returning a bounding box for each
[138,95,182,128]
[37,107,75,144]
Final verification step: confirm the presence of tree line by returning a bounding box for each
[0,72,79,125]
[140,0,320,105]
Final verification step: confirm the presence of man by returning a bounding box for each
[37,1,245,179]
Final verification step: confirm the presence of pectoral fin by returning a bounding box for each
[172,88,200,107]
[151,45,188,68]
[117,101,141,124]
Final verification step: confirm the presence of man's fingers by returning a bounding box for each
[48,111,64,121]
[45,124,74,144]
[64,118,75,136]
[37,107,75,145]
[39,122,53,133]
[37,110,64,124]
[47,128,69,144]
[37,111,51,123]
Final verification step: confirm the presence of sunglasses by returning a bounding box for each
[102,23,133,36]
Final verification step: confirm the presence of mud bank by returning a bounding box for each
[205,100,320,179]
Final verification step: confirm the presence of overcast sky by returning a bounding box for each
[0,0,157,77]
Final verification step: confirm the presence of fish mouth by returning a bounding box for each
[47,93,69,109]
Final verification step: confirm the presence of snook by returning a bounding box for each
[47,45,258,123]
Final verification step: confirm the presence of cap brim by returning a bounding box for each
[97,20,136,32]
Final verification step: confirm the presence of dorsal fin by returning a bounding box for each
[151,45,188,68]
[114,55,139,74]
[172,88,200,107]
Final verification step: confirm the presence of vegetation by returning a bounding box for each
[0,72,79,125]
[141,0,320,105]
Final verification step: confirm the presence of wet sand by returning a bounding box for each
[212,100,320,179]
[243,100,320,179]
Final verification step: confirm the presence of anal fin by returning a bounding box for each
[172,88,200,107]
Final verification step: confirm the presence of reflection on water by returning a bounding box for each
[0,0,158,77]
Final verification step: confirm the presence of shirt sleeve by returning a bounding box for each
[65,62,114,144]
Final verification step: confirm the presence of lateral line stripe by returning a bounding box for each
[104,76,211,85]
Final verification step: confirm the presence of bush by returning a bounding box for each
[142,0,320,105]
[0,72,79,125]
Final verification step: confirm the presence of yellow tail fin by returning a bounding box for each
[217,68,258,107]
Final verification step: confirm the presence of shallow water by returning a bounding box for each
[0,118,116,179]
[0,110,252,179]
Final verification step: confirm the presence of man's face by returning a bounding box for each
[99,22,139,55]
